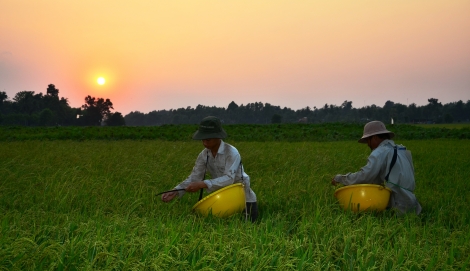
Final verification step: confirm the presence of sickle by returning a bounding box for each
[156,188,186,196]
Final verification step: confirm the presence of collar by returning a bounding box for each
[217,140,226,155]
[378,139,395,148]
[206,140,225,157]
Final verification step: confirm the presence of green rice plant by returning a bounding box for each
[2,123,470,142]
[414,123,470,129]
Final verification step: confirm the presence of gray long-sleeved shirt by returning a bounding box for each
[175,140,257,202]
[334,140,422,215]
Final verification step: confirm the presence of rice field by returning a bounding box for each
[413,123,470,129]
[1,139,469,270]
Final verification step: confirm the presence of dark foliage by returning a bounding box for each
[0,89,78,126]
[0,86,125,127]
[2,87,470,127]
[105,112,126,126]
[80,95,114,126]
[124,99,470,126]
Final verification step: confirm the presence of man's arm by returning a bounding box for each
[333,153,383,185]
[174,150,208,196]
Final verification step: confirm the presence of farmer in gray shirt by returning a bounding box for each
[161,116,258,222]
[332,121,422,215]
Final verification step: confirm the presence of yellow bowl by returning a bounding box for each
[192,183,246,218]
[334,184,392,212]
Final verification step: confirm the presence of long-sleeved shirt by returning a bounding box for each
[175,140,257,202]
[334,140,422,215]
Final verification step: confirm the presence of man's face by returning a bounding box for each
[202,138,220,150]
[366,135,380,150]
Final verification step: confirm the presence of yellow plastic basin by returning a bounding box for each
[192,183,246,218]
[334,184,392,212]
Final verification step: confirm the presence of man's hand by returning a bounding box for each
[186,181,208,192]
[161,191,178,202]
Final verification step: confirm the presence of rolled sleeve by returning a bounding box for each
[203,179,213,189]
[174,150,209,196]
[336,152,383,185]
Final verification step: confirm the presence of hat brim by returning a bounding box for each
[358,131,395,143]
[192,129,227,140]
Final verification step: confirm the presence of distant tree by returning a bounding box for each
[449,100,465,122]
[46,84,59,98]
[81,95,114,126]
[465,100,470,121]
[425,98,443,122]
[444,113,453,123]
[227,101,239,111]
[39,108,54,126]
[427,98,441,107]
[340,101,354,121]
[124,111,146,126]
[147,110,164,125]
[384,100,395,109]
[406,103,420,122]
[172,114,187,124]
[13,91,39,116]
[0,91,8,114]
[0,91,7,103]
[105,112,126,126]
[341,100,353,111]
[271,114,282,124]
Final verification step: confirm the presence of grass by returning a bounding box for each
[1,139,469,270]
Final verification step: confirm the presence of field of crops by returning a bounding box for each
[413,123,470,129]
[1,126,470,270]
[1,123,469,142]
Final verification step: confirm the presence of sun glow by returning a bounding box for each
[97,77,106,85]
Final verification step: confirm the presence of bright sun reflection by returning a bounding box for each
[97,77,106,85]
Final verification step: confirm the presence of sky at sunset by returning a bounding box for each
[1,1,469,115]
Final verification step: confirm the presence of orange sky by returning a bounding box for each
[1,0,469,115]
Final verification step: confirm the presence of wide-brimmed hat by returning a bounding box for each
[192,116,227,140]
[358,121,395,143]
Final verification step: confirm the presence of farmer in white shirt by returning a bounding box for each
[332,121,422,215]
[161,116,258,222]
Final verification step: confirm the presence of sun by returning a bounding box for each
[97,77,106,85]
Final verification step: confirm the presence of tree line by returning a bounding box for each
[0,84,125,126]
[124,99,470,126]
[1,85,469,126]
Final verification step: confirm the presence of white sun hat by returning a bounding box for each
[358,121,395,143]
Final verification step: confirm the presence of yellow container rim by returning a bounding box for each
[192,183,244,210]
[334,184,392,197]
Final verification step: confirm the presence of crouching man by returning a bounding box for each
[332,121,422,215]
[161,116,259,222]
